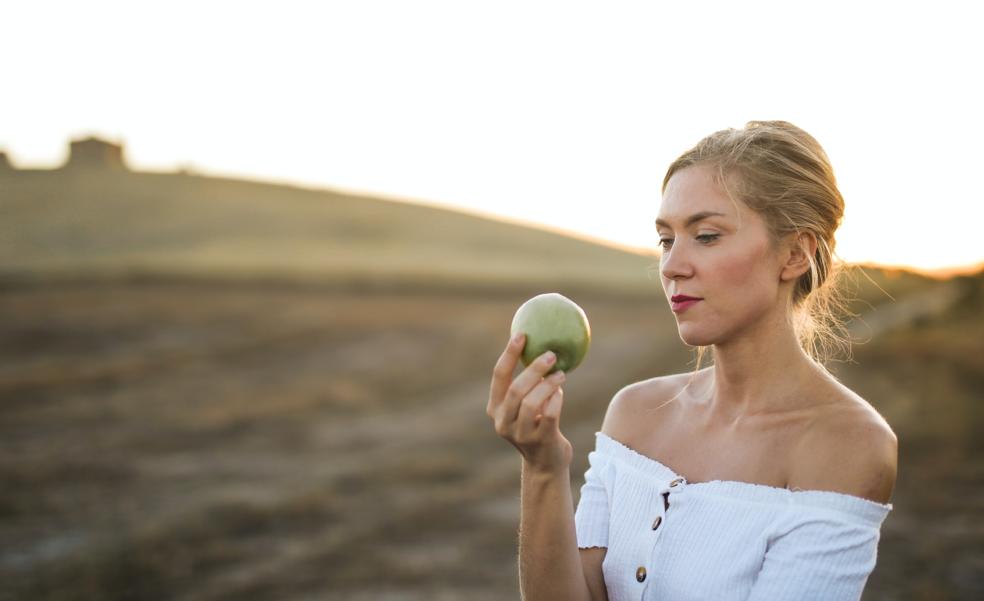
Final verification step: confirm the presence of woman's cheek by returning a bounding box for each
[714,250,760,286]
[713,245,777,313]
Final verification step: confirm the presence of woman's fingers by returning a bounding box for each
[530,388,565,436]
[538,387,565,428]
[499,350,559,425]
[488,333,525,415]
[487,336,571,474]
[488,333,567,454]
[515,371,565,439]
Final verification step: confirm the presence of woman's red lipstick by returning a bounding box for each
[670,295,702,313]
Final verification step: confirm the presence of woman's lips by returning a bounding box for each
[670,295,702,313]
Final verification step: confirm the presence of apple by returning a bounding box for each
[510,292,591,374]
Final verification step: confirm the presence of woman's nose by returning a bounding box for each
[660,245,693,280]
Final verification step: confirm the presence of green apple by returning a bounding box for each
[510,292,591,374]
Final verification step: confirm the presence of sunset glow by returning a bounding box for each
[3,1,981,274]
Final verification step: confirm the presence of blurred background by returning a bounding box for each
[1,1,982,600]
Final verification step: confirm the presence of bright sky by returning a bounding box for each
[3,1,981,273]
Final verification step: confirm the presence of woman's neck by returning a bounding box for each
[700,312,826,426]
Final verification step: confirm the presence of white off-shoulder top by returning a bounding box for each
[574,432,893,601]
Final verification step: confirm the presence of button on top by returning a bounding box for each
[652,516,662,530]
[636,566,647,582]
[669,477,684,488]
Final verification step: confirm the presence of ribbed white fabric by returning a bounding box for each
[574,432,893,601]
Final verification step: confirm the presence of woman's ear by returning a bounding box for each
[780,231,818,282]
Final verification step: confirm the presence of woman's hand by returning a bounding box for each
[487,332,573,475]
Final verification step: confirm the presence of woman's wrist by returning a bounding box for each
[521,459,571,483]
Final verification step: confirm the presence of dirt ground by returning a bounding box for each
[0,279,980,600]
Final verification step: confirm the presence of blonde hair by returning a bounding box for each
[660,120,855,368]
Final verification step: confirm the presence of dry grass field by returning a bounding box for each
[1,273,981,601]
[1,166,981,600]
[0,278,689,600]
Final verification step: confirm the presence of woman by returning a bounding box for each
[486,121,898,601]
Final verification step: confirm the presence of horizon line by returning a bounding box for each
[4,157,981,279]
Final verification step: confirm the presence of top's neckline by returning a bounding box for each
[594,431,893,522]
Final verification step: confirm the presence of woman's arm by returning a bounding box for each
[579,548,609,601]
[747,408,897,600]
[487,332,595,601]
[745,509,887,601]
[519,464,595,601]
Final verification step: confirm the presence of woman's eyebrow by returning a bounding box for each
[655,211,728,229]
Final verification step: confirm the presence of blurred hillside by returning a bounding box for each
[0,153,658,295]
[1,147,982,600]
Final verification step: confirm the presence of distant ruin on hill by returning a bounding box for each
[0,136,129,173]
[63,137,128,170]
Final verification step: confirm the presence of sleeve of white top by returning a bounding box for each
[745,506,885,601]
[573,447,612,549]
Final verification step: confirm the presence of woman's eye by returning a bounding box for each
[658,238,674,250]
[696,233,720,243]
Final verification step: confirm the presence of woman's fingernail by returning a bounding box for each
[512,332,524,344]
[544,352,556,364]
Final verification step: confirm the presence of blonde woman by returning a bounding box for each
[487,121,897,601]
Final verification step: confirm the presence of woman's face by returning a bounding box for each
[657,164,786,347]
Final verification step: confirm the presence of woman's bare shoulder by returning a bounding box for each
[789,388,899,504]
[600,370,704,439]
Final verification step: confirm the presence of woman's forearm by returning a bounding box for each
[518,461,592,601]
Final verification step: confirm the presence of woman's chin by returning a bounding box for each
[676,325,717,347]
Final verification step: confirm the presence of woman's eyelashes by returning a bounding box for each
[657,233,720,250]
[696,233,720,243]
